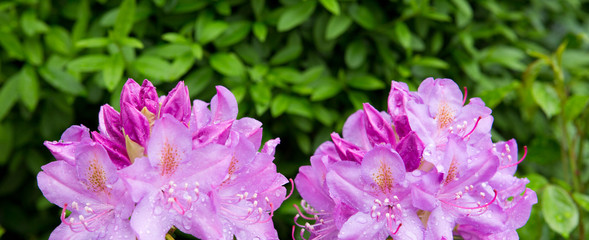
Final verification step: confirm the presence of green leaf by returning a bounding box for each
[451,0,473,22]
[310,78,342,101]
[295,131,311,154]
[215,1,231,16]
[114,0,136,39]
[563,95,589,121]
[345,40,367,69]
[23,36,44,66]
[412,56,449,69]
[250,83,272,115]
[277,0,317,32]
[532,82,560,118]
[196,13,228,44]
[525,173,548,192]
[253,22,268,42]
[542,185,578,238]
[0,75,20,122]
[170,53,195,80]
[171,0,208,13]
[20,10,49,36]
[133,56,172,81]
[325,14,352,40]
[103,53,125,91]
[319,0,340,15]
[347,91,369,110]
[347,73,385,90]
[0,32,24,59]
[75,37,111,48]
[270,33,302,65]
[573,192,589,212]
[67,54,109,72]
[120,37,144,48]
[251,0,265,19]
[18,65,40,111]
[210,52,245,77]
[162,33,189,44]
[144,44,191,59]
[481,46,526,71]
[478,81,520,108]
[394,21,411,50]
[185,68,213,98]
[286,97,314,118]
[191,43,203,60]
[0,122,14,166]
[152,0,165,7]
[213,21,251,48]
[312,104,338,126]
[348,4,376,30]
[39,66,85,95]
[248,64,269,82]
[271,94,290,117]
[44,26,73,55]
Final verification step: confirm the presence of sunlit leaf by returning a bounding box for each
[39,66,85,95]
[345,40,367,69]
[210,52,245,77]
[277,0,317,32]
[0,75,20,122]
[113,0,136,39]
[542,185,578,238]
[103,53,125,91]
[18,65,40,111]
[326,14,352,40]
[532,82,560,118]
[319,0,340,15]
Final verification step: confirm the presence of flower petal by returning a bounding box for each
[232,117,263,150]
[161,81,191,124]
[121,102,150,146]
[120,79,141,108]
[75,142,119,191]
[363,103,396,146]
[98,105,123,143]
[342,110,371,150]
[140,79,159,115]
[338,212,387,240]
[147,114,192,175]
[395,131,424,172]
[210,86,238,123]
[130,192,174,240]
[361,146,406,195]
[326,161,372,212]
[37,161,95,208]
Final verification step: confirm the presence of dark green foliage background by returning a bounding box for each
[1,0,589,239]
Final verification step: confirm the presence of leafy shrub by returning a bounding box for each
[0,0,588,239]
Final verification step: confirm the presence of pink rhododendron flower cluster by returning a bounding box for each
[294,78,537,240]
[38,79,290,240]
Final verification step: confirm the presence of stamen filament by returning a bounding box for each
[463,116,482,139]
[441,189,498,210]
[462,86,468,105]
[500,146,527,169]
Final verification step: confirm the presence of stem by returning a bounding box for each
[551,45,584,239]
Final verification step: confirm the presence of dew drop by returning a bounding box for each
[357,216,367,224]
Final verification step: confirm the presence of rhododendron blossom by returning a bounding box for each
[38,79,289,240]
[294,78,537,240]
